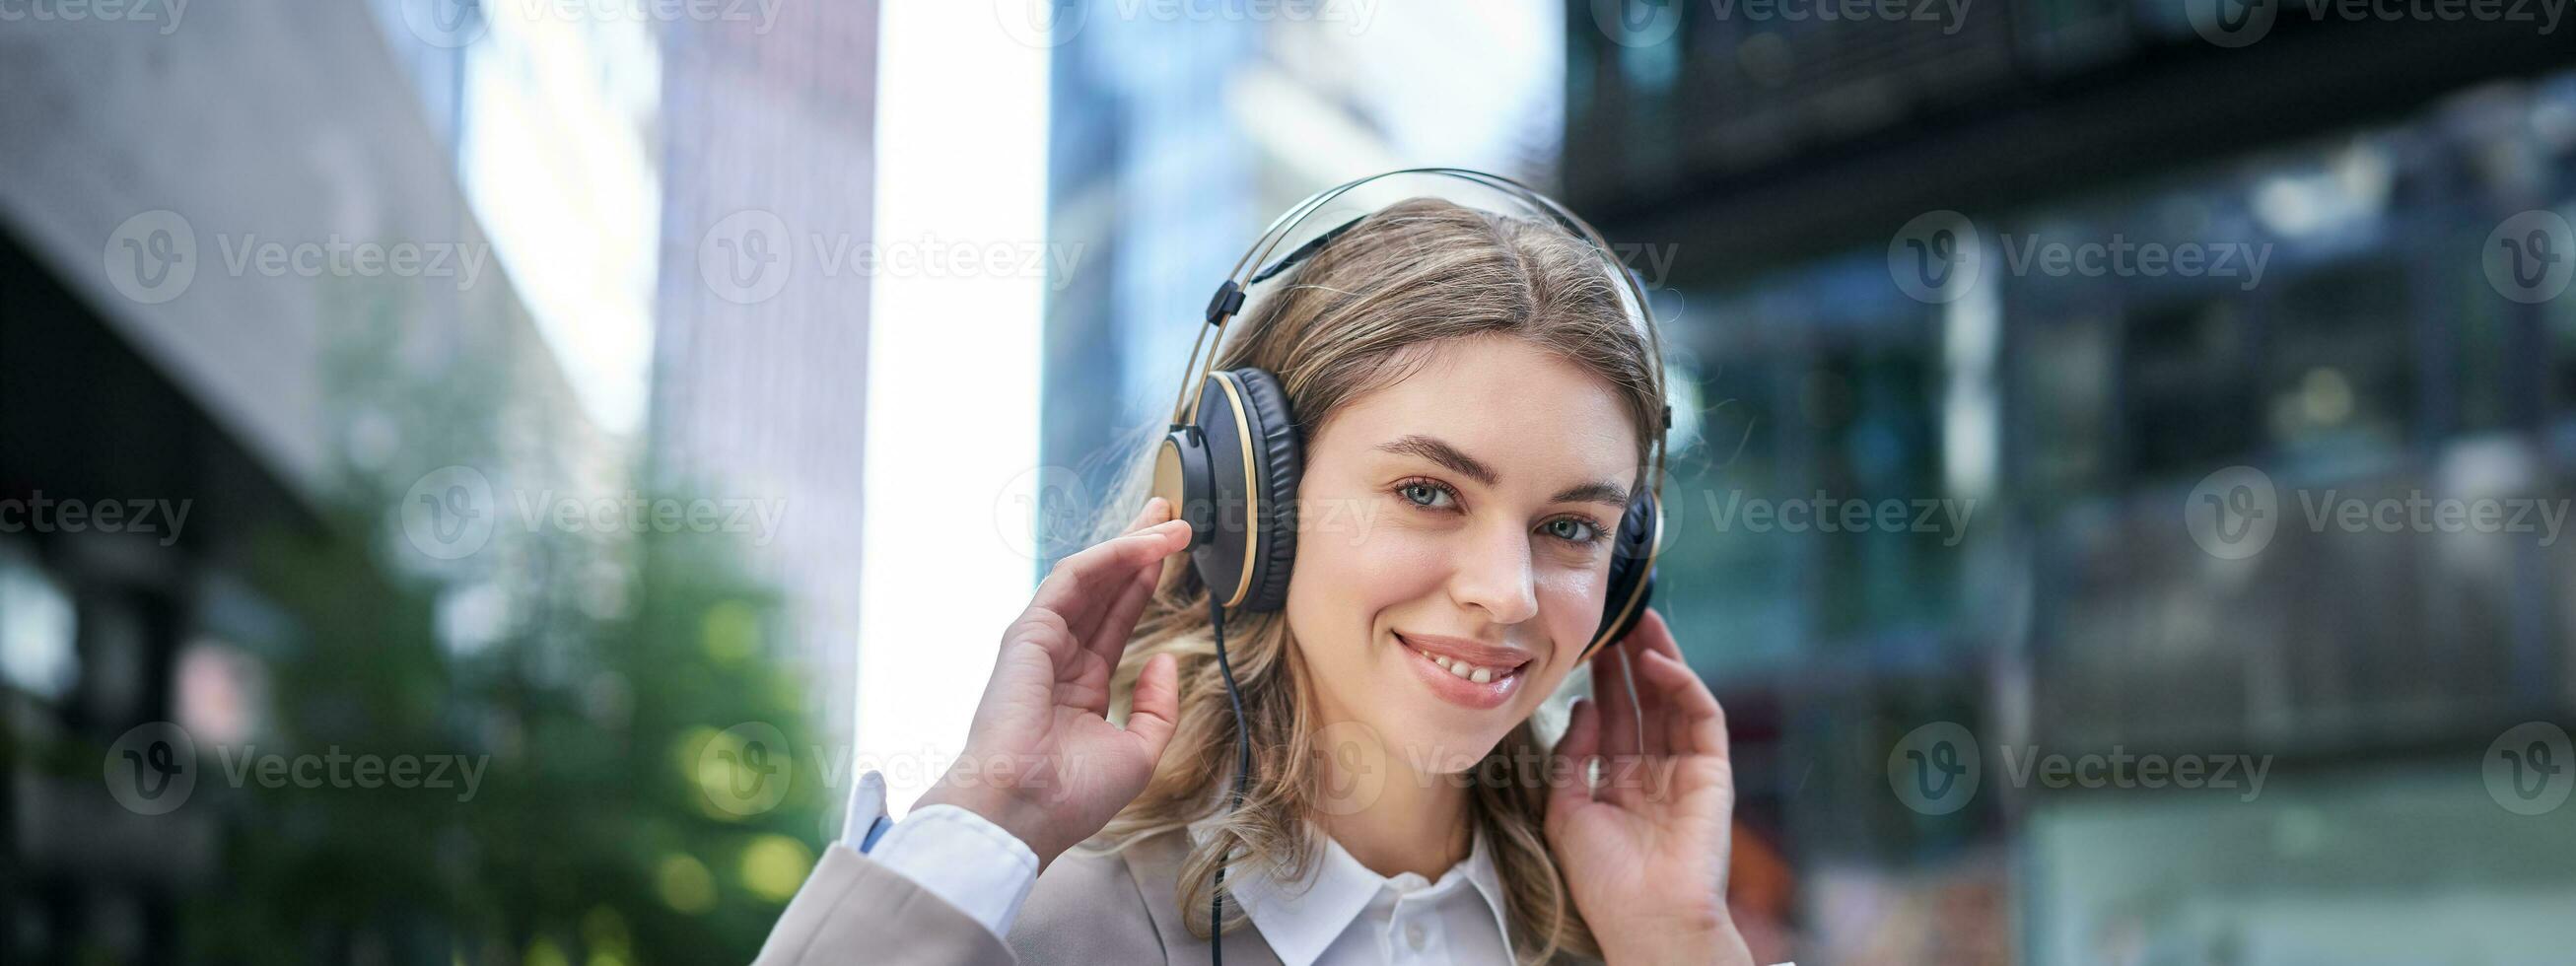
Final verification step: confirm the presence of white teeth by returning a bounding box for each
[1412,640,1510,682]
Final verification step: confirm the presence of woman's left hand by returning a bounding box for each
[1544,608,1756,966]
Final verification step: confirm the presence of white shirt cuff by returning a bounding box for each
[837,769,1039,938]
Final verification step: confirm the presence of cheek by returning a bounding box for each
[1528,562,1609,676]
[1283,508,1444,666]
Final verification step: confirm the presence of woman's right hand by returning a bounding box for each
[913,498,1193,871]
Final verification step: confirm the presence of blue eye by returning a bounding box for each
[1544,518,1604,545]
[1396,480,1455,509]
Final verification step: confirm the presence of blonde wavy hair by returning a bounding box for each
[1082,196,1662,965]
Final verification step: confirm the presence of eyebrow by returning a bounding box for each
[1372,434,1631,510]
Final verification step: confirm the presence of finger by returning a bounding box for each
[1594,643,1640,761]
[1124,652,1180,763]
[1030,518,1192,640]
[1549,697,1601,810]
[1617,615,1679,762]
[1079,552,1164,700]
[1124,496,1172,534]
[1635,647,1727,762]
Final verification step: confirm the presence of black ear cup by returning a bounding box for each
[1583,490,1662,659]
[1228,369,1302,611]
[1154,368,1302,612]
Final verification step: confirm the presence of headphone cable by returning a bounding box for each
[1208,592,1250,965]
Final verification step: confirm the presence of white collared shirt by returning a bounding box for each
[1184,812,1515,966]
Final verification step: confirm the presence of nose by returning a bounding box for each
[1444,518,1540,626]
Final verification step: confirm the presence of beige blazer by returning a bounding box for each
[752,827,1286,966]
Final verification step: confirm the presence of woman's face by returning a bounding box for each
[1285,333,1641,774]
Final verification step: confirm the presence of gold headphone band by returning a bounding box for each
[1213,372,1261,608]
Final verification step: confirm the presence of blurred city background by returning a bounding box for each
[4,1,2574,963]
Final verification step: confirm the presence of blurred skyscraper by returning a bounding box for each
[650,3,881,749]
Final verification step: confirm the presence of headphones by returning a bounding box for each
[1152,169,1671,962]
[1152,167,1669,659]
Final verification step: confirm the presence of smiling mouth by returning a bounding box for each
[1396,633,1530,684]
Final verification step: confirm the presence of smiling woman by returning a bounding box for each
[756,187,1758,966]
[1072,196,1723,964]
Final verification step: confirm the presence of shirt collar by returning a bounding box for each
[1185,813,1514,966]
